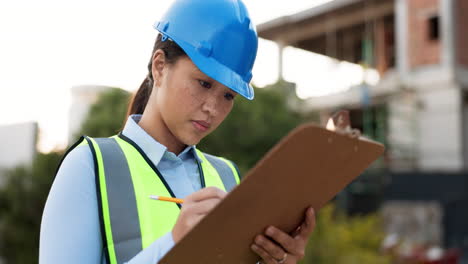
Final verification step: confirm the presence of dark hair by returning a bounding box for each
[126,34,187,117]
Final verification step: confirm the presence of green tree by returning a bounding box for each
[300,204,392,264]
[199,81,304,173]
[0,152,62,263]
[75,87,130,140]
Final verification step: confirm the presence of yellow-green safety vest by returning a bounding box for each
[65,134,241,264]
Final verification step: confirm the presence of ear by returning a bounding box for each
[151,49,166,87]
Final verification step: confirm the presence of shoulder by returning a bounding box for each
[52,137,96,191]
[60,144,94,170]
[57,138,94,174]
[46,138,97,214]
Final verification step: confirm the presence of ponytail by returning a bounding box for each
[126,75,153,116]
[126,34,187,119]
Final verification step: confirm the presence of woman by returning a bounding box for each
[40,0,316,263]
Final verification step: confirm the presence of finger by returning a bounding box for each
[254,234,286,262]
[265,226,299,256]
[290,209,310,238]
[351,129,361,138]
[185,187,226,202]
[296,207,316,240]
[290,225,302,237]
[187,187,226,202]
[251,244,277,264]
[185,213,204,228]
[184,197,223,215]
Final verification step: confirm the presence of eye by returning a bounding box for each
[224,92,235,101]
[198,80,212,89]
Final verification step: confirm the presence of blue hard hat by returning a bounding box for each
[154,0,258,100]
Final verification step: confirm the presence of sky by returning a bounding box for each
[0,0,376,153]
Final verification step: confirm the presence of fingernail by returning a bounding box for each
[255,236,263,244]
[266,227,274,236]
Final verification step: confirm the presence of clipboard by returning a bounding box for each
[158,122,384,264]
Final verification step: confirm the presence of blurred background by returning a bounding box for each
[1,0,467,263]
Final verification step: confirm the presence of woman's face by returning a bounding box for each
[152,51,237,147]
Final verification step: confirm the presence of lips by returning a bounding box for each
[192,120,211,132]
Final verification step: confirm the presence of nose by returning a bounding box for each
[202,94,218,117]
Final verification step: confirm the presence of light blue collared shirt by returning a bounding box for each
[40,115,205,263]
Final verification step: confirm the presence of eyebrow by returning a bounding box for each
[192,68,215,82]
[191,66,234,92]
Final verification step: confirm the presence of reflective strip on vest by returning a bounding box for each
[94,137,142,263]
[85,135,239,264]
[195,149,240,192]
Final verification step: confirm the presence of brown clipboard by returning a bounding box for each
[158,123,385,264]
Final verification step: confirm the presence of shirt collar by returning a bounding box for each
[121,114,202,165]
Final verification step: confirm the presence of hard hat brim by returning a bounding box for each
[169,36,255,100]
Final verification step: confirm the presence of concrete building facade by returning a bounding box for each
[0,122,38,185]
[258,0,468,258]
[258,0,468,172]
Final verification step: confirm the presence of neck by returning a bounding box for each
[139,108,186,156]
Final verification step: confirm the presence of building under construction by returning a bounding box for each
[258,0,468,259]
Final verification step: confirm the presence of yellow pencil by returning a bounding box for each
[149,195,185,204]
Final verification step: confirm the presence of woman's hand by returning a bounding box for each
[251,207,316,264]
[172,187,227,243]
